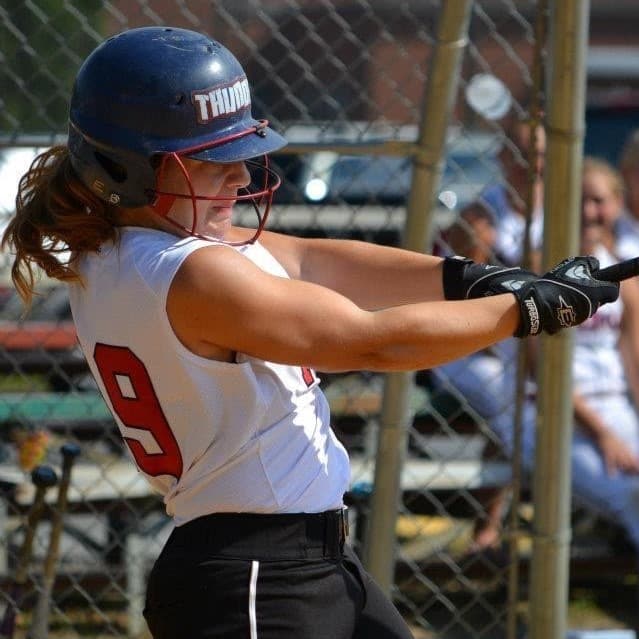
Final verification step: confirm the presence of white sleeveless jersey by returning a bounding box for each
[572,245,626,397]
[68,228,350,525]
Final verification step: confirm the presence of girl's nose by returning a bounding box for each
[225,161,251,189]
[582,197,598,222]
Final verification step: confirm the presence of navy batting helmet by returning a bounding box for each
[68,26,286,231]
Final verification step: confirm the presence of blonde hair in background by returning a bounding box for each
[582,156,625,201]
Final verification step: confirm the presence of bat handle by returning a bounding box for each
[596,257,639,282]
[0,466,57,639]
[27,445,80,639]
[40,445,80,575]
[15,466,58,584]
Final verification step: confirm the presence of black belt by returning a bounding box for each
[169,508,349,559]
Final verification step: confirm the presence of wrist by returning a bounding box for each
[513,284,542,338]
[442,256,473,300]
[591,424,611,443]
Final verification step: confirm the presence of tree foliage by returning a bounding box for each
[0,0,104,136]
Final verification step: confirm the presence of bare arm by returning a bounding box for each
[573,391,639,475]
[619,278,639,407]
[570,280,639,476]
[231,227,445,309]
[167,243,519,373]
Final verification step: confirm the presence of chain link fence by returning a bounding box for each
[0,2,633,638]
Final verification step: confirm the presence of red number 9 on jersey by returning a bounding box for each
[94,343,183,479]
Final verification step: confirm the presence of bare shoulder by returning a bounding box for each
[166,244,268,356]
[230,226,305,278]
[172,243,258,296]
[169,239,303,316]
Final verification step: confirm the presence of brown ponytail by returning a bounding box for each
[2,145,119,307]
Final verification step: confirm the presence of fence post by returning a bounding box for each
[529,2,591,639]
[125,532,146,638]
[363,0,474,594]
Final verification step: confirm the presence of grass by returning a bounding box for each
[567,585,638,632]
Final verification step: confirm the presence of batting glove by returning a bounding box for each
[513,256,620,337]
[442,256,537,300]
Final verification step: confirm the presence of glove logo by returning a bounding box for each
[564,264,590,281]
[556,295,576,327]
[500,278,528,292]
[524,297,540,335]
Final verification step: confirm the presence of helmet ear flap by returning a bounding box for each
[93,151,127,184]
[68,124,157,207]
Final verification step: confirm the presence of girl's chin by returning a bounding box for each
[581,231,601,249]
[209,205,234,216]
[198,219,232,239]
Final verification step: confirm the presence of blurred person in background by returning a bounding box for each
[433,201,532,553]
[480,117,546,271]
[617,129,639,260]
[439,200,497,262]
[582,156,624,256]
[584,156,639,424]
[436,157,639,553]
[569,158,639,540]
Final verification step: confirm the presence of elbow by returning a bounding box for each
[312,344,420,374]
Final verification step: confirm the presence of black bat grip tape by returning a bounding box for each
[596,257,639,282]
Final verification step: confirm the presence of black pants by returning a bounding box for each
[143,511,414,639]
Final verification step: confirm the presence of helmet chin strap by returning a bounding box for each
[151,192,177,218]
[151,153,196,233]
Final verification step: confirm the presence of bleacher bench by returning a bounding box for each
[0,374,512,495]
